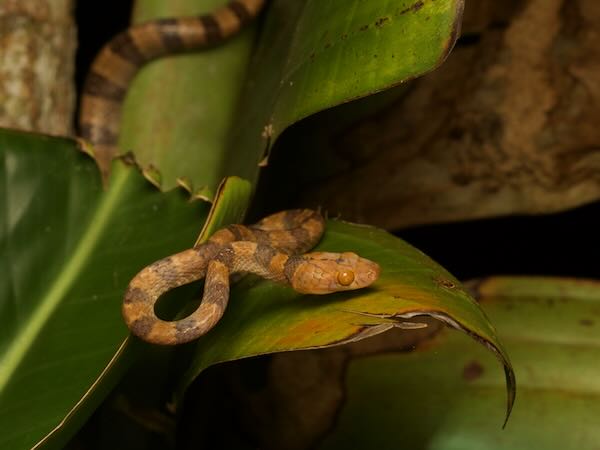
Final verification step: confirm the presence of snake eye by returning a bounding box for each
[337,270,355,286]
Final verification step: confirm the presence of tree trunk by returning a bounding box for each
[0,0,76,135]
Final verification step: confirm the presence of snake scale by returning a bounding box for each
[123,210,380,345]
[81,2,380,345]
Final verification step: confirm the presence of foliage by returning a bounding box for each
[0,1,524,449]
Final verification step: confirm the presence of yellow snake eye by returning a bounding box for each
[337,270,355,286]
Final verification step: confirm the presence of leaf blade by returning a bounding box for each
[118,0,260,195]
[318,276,600,449]
[0,129,209,449]
[177,220,514,424]
[226,0,464,180]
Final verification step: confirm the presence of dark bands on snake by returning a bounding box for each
[122,210,380,345]
[80,2,380,346]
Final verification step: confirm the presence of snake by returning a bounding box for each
[79,0,266,179]
[123,209,380,345]
[79,3,380,344]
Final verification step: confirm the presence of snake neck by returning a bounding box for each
[215,241,305,285]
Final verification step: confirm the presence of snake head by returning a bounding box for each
[291,251,380,294]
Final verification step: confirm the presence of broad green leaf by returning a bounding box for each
[317,276,600,450]
[31,176,251,450]
[225,0,464,181]
[176,220,514,424]
[120,0,259,196]
[0,129,250,450]
[116,0,463,196]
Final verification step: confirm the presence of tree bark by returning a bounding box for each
[0,0,76,135]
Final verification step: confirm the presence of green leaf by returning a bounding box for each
[194,176,251,246]
[119,0,260,195]
[317,276,600,449]
[0,129,250,450]
[225,0,464,181]
[30,176,251,450]
[176,220,514,423]
[117,0,463,196]
[3,3,466,447]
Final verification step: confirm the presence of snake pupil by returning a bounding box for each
[337,270,355,286]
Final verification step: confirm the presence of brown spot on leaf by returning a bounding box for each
[411,0,425,12]
[435,277,456,289]
[359,24,369,31]
[579,319,594,327]
[375,17,389,28]
[463,360,484,381]
[399,0,425,15]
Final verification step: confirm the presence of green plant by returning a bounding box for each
[0,1,536,448]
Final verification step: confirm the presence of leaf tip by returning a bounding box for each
[502,363,517,428]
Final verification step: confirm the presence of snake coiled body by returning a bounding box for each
[123,210,380,345]
[79,0,265,178]
[80,3,380,345]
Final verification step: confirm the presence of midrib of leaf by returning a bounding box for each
[0,166,130,394]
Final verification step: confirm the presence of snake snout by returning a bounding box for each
[355,257,380,288]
